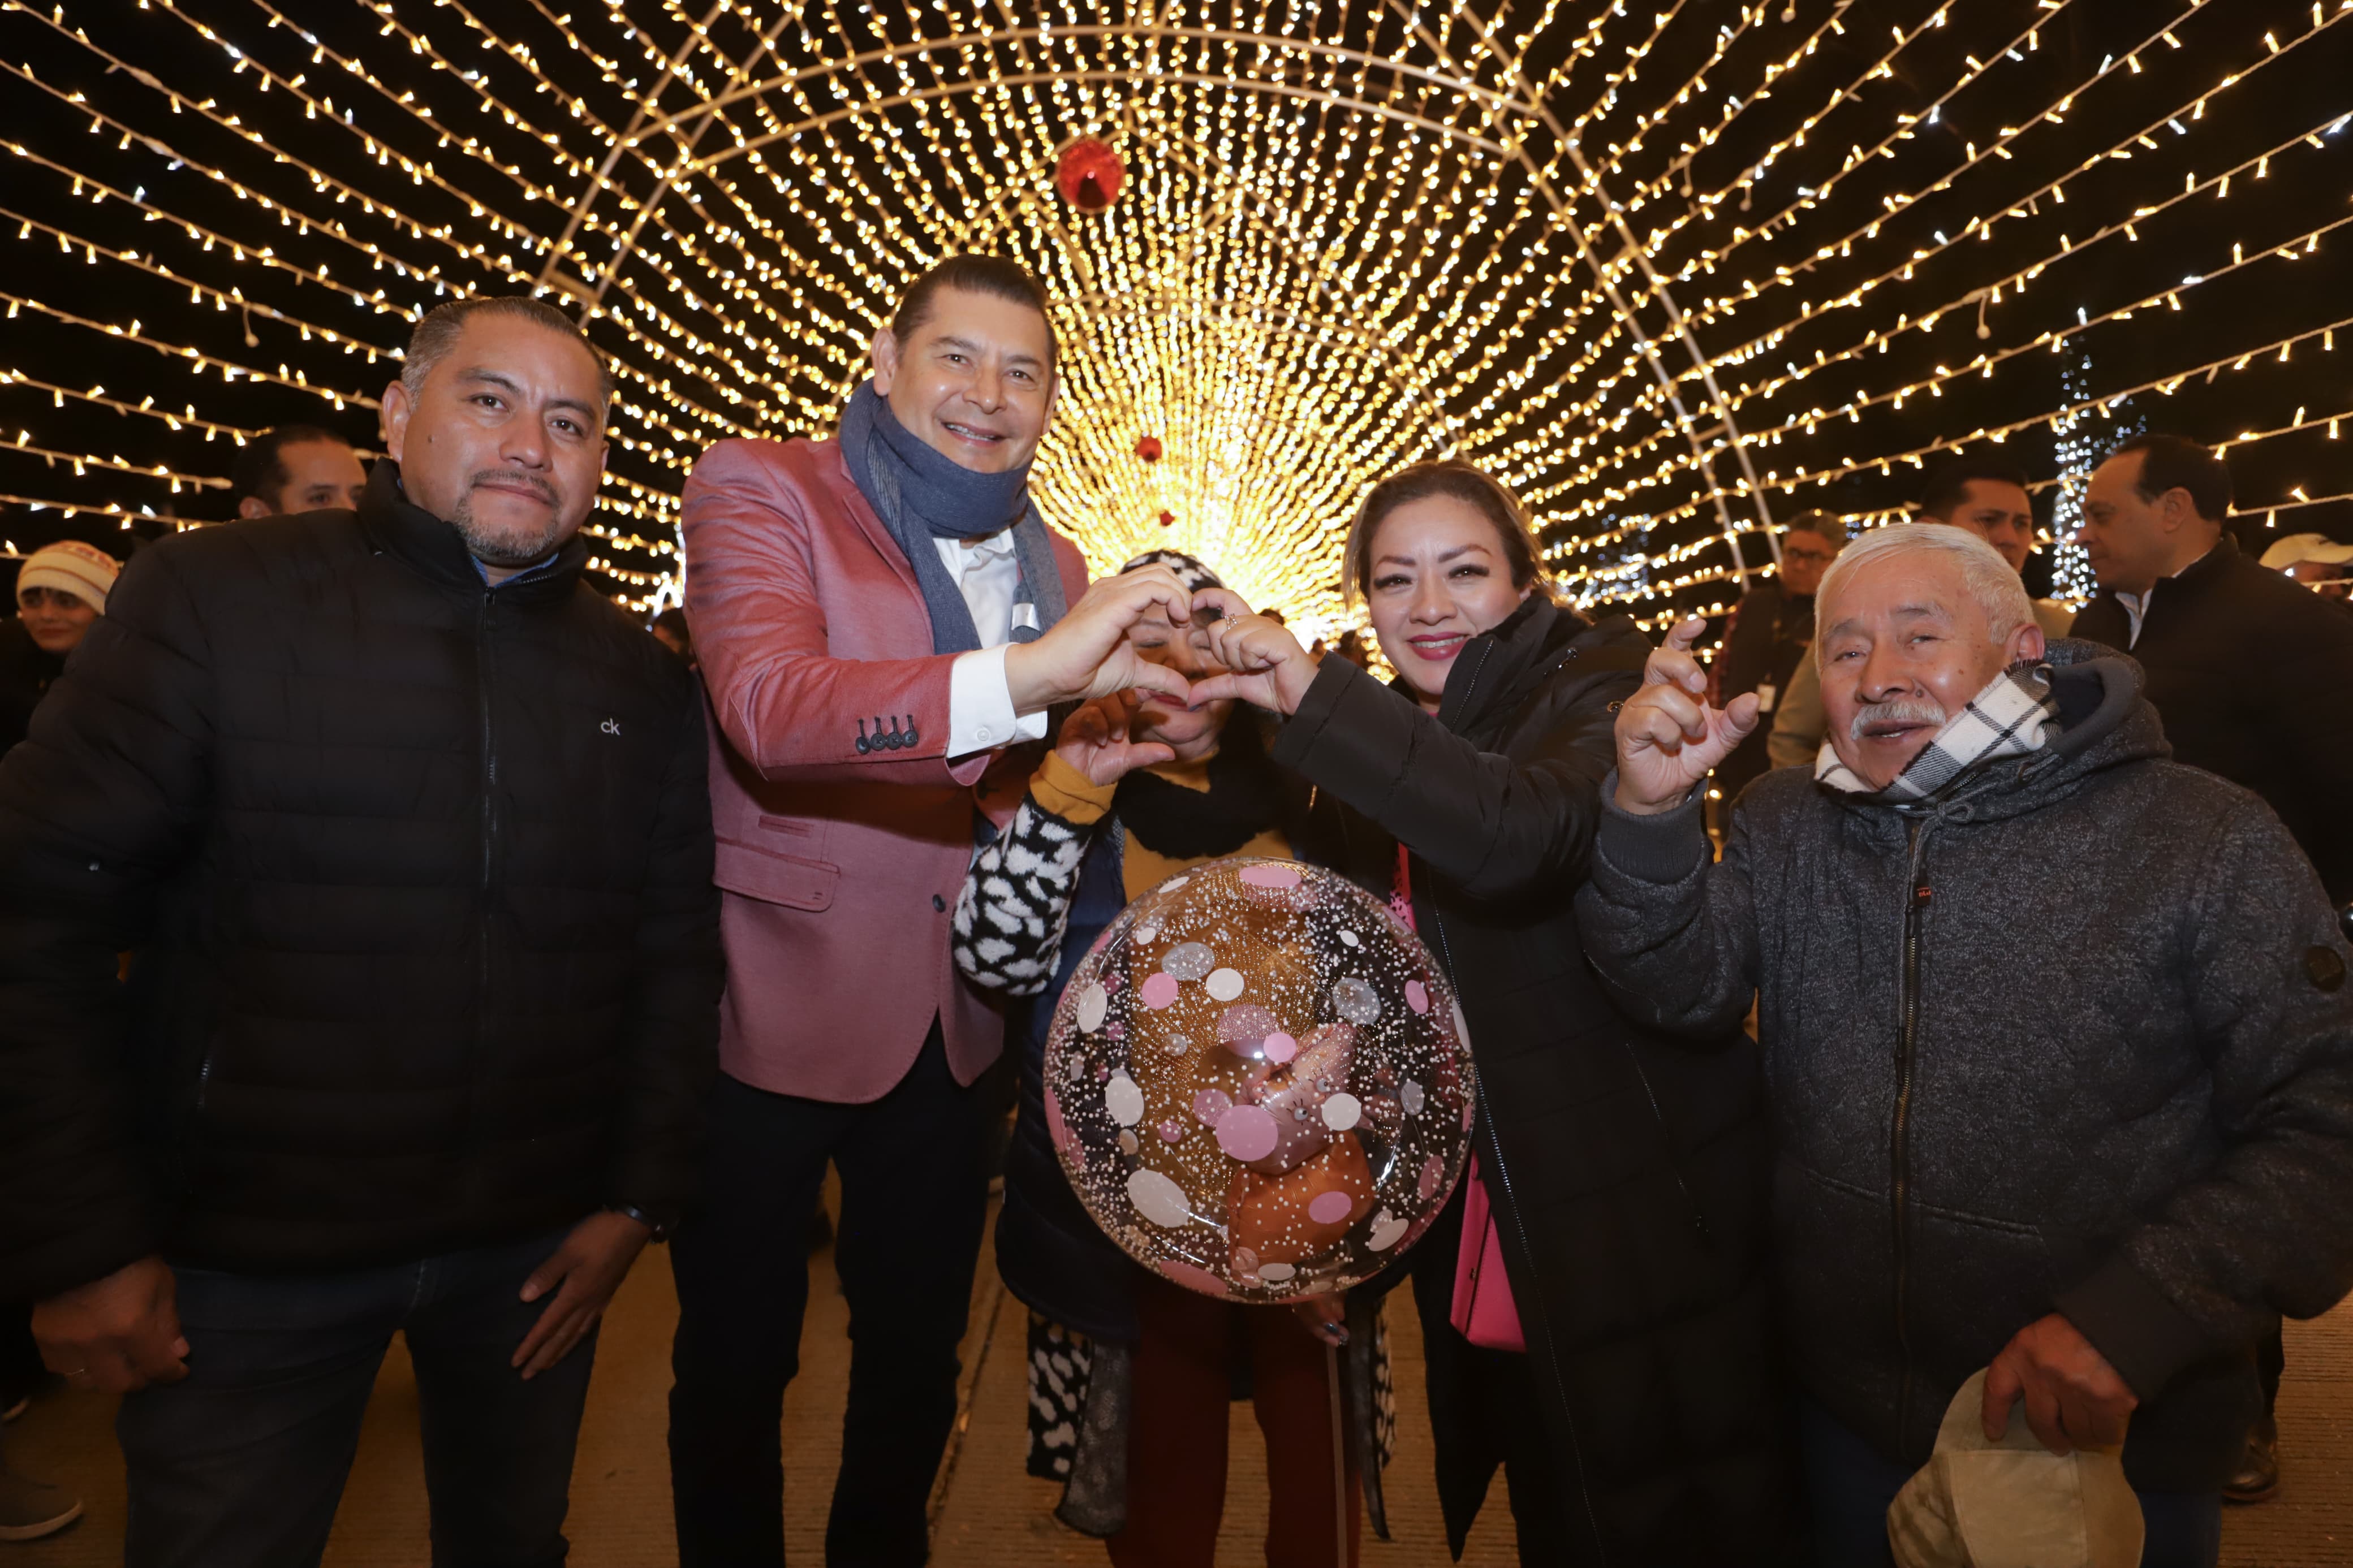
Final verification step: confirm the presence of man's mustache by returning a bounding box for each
[1849,698,1948,741]
[469,468,557,506]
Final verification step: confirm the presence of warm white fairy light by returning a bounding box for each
[2,0,2345,627]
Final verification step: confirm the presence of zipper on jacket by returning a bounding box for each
[475,590,498,1070]
[1428,903,1608,1564]
[1891,816,1932,1439]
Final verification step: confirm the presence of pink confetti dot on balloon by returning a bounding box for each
[1238,863,1302,888]
[1192,1088,1232,1126]
[1161,1260,1227,1297]
[1406,980,1430,1015]
[1156,1118,1187,1144]
[1101,969,1122,992]
[1308,1190,1355,1225]
[1262,1031,1299,1064]
[1417,1156,1443,1200]
[1215,1104,1281,1163]
[1139,971,1181,1010]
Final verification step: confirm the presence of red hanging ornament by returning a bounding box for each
[1157,510,1176,528]
[1055,138,1126,214]
[1136,435,1163,463]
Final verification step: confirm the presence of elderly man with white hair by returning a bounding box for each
[1574,522,2353,1568]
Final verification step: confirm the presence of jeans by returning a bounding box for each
[669,1022,988,1567]
[1799,1400,2222,1568]
[116,1227,596,1568]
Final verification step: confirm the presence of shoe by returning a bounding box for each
[0,1470,84,1542]
[2223,1416,2279,1504]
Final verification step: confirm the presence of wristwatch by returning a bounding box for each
[608,1202,673,1242]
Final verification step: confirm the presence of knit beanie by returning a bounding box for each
[16,540,121,613]
[1119,548,1223,595]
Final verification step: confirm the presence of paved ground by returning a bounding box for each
[6,1217,2350,1565]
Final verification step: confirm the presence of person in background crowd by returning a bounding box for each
[229,424,369,519]
[1709,511,1840,805]
[1183,460,1800,1566]
[0,295,722,1567]
[1,542,118,754]
[1581,522,2353,1568]
[2260,532,2353,600]
[671,254,1196,1568]
[953,549,1380,1568]
[0,542,116,1543]
[2071,433,2353,1503]
[2071,435,2353,905]
[1915,454,2075,640]
[1331,629,1371,669]
[651,605,696,667]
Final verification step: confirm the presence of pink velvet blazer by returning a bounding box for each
[682,436,1089,1103]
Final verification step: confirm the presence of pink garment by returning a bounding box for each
[1390,846,1527,1352]
[683,436,1089,1102]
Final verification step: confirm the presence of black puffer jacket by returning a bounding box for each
[1277,597,1799,1565]
[1578,643,2353,1492]
[0,465,721,1301]
[2071,532,2353,901]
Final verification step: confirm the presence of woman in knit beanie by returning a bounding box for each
[5,539,122,753]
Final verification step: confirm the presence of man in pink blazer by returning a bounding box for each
[670,256,1193,1567]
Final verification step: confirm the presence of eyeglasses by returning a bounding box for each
[1782,547,1835,565]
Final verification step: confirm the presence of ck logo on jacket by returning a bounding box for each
[601,718,622,736]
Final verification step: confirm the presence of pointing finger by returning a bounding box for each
[1661,616,1708,654]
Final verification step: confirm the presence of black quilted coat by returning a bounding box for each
[0,464,721,1301]
[1277,597,1800,1565]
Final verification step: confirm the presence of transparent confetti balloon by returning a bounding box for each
[1043,857,1476,1302]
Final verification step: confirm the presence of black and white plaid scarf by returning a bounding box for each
[1815,664,2060,803]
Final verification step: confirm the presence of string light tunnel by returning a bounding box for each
[2,1,2347,643]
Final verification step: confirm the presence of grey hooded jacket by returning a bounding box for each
[1574,642,2353,1492]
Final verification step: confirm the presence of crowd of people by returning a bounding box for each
[0,255,2349,1568]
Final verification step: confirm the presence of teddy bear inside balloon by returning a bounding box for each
[1043,857,1477,1302]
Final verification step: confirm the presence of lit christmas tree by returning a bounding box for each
[2048,344,2145,605]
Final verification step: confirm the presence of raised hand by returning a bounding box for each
[1005,565,1197,712]
[1613,616,1760,815]
[1186,588,1321,715]
[1054,692,1176,786]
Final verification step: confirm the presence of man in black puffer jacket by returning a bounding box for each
[0,297,720,1567]
[1580,523,2353,1568]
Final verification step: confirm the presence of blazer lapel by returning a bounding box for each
[816,438,924,599]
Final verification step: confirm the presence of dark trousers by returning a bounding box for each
[2256,1321,2284,1420]
[115,1228,594,1568]
[669,1024,988,1567]
[1109,1273,1360,1568]
[1,1301,41,1403]
[1799,1401,2222,1568]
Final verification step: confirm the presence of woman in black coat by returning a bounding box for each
[1191,461,1799,1565]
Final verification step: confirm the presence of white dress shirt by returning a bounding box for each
[940,529,1049,758]
[2113,544,2216,649]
